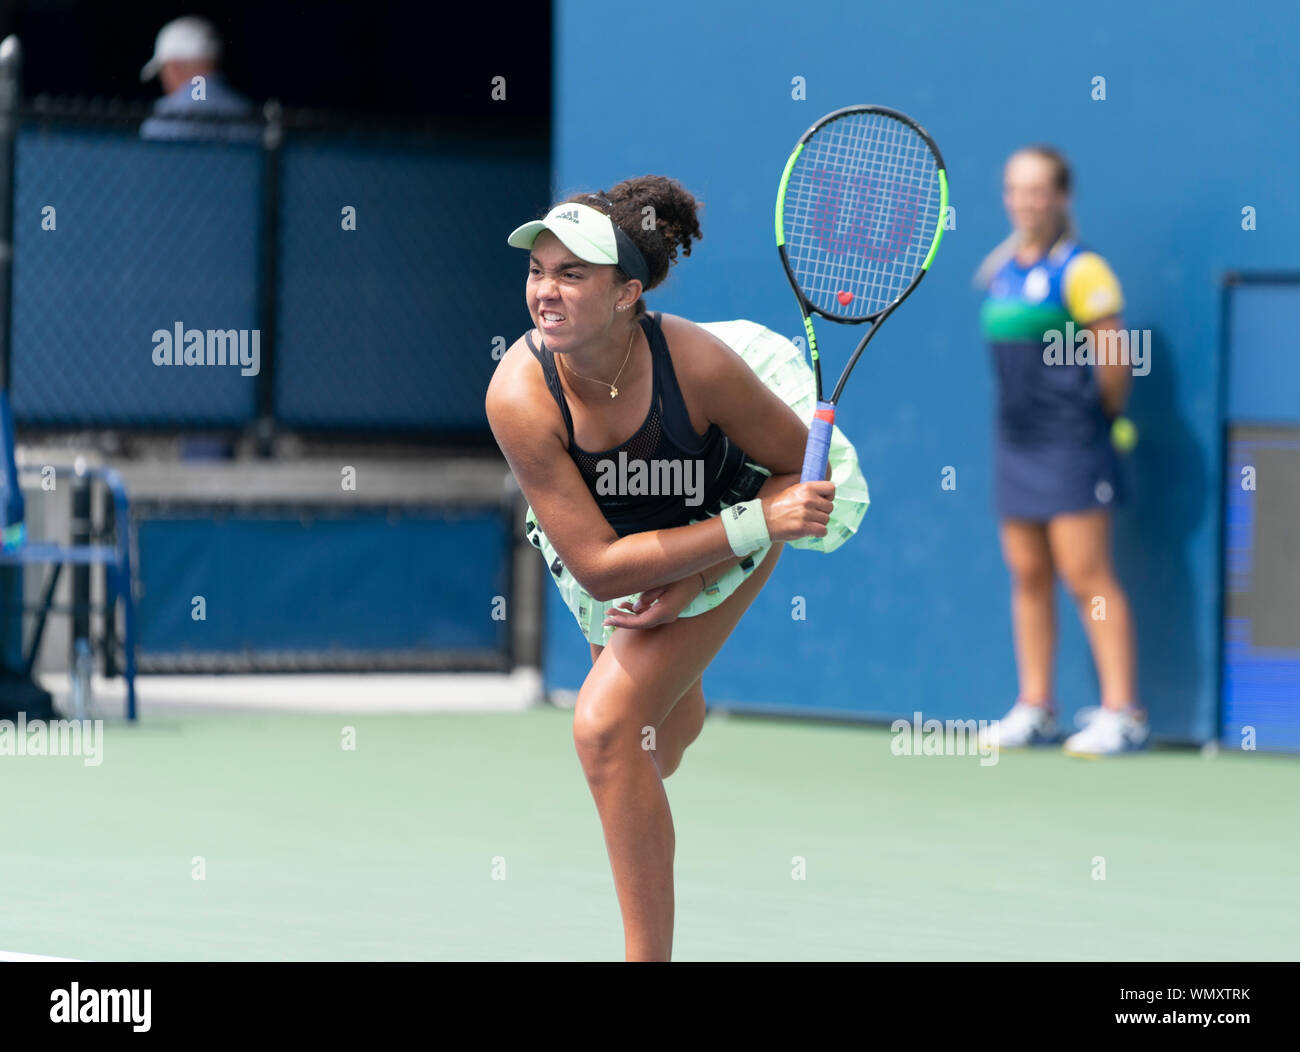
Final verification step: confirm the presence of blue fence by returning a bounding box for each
[12,128,262,426]
[10,123,545,435]
[275,138,535,430]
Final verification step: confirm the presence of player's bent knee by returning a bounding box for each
[571,710,623,763]
[656,747,684,779]
[657,718,704,780]
[572,702,647,774]
[682,710,706,751]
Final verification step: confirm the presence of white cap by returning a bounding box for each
[140,16,222,82]
[507,201,649,285]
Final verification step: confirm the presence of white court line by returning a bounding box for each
[0,950,83,961]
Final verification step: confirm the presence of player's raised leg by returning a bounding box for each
[589,640,706,779]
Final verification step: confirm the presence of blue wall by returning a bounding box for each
[542,0,1300,741]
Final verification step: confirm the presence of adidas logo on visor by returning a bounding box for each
[555,210,580,222]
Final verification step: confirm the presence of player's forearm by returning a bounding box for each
[586,518,735,601]
[588,471,801,600]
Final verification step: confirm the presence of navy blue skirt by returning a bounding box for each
[994,435,1125,522]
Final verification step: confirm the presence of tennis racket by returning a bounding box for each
[775,104,948,482]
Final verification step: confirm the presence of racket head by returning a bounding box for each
[776,105,948,326]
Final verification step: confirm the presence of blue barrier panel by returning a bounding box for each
[1221,432,1300,754]
[11,127,262,426]
[136,507,507,663]
[1227,281,1300,425]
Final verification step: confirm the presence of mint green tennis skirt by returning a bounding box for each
[524,319,871,646]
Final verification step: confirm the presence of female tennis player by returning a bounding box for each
[975,146,1146,756]
[485,177,868,960]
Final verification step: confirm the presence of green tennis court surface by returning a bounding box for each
[2,706,1296,961]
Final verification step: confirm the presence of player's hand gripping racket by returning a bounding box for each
[775,105,948,482]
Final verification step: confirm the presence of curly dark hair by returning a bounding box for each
[564,176,703,317]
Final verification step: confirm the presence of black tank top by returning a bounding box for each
[526,311,757,537]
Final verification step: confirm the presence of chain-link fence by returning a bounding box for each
[8,110,546,438]
[13,125,263,427]
[274,135,537,431]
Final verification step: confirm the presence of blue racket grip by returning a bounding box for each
[800,401,835,483]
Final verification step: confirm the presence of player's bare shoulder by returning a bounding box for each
[660,313,754,392]
[658,312,739,386]
[486,332,540,412]
[485,331,561,446]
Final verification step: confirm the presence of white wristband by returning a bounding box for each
[720,499,770,556]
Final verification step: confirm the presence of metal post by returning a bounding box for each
[0,38,24,674]
[71,463,90,663]
[101,479,117,679]
[0,36,18,395]
[254,99,283,458]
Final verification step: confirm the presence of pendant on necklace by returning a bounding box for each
[609,387,618,398]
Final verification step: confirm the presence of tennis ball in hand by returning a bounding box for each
[1111,416,1138,453]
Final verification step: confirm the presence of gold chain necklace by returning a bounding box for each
[557,325,636,399]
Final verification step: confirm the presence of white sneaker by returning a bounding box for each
[1063,706,1149,756]
[978,701,1059,750]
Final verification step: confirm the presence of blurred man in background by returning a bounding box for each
[139,15,259,143]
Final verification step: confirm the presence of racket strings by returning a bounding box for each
[784,112,942,318]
